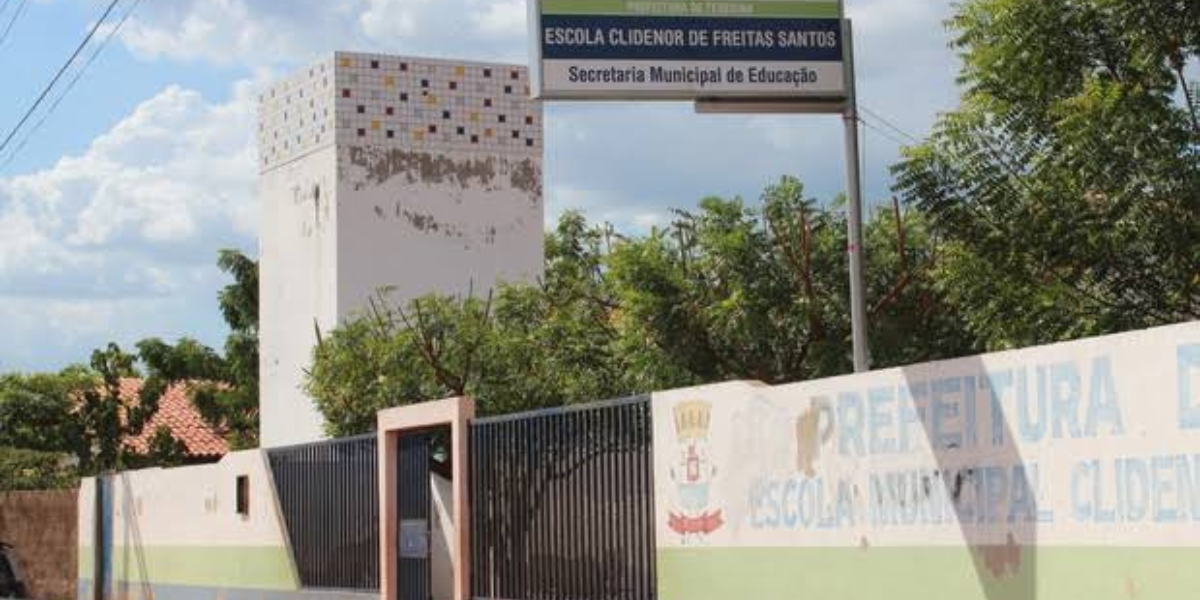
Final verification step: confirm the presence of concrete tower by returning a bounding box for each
[257,52,544,447]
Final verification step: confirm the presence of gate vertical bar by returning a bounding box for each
[466,397,656,600]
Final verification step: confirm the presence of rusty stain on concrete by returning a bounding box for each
[977,532,1022,579]
[1125,576,1140,599]
[794,401,832,477]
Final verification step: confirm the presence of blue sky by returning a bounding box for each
[0,0,960,371]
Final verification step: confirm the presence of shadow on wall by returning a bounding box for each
[902,355,1037,600]
[116,473,154,600]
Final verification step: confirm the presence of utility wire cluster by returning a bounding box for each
[0,0,143,172]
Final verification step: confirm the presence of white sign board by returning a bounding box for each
[529,0,848,100]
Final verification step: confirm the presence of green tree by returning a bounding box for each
[608,177,974,384]
[135,426,192,468]
[308,215,650,435]
[0,249,259,471]
[894,0,1200,347]
[0,369,90,455]
[74,342,162,472]
[137,249,261,449]
[308,177,975,435]
[0,446,76,491]
[203,248,261,449]
[0,370,89,488]
[0,348,192,475]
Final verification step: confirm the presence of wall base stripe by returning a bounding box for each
[78,580,377,600]
[658,546,1200,600]
[78,545,297,590]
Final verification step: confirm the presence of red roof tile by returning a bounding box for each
[121,378,230,458]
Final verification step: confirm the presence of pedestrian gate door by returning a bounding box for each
[398,432,432,600]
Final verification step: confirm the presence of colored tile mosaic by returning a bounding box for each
[258,52,543,171]
[257,56,336,171]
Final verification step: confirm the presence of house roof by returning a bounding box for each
[120,379,230,458]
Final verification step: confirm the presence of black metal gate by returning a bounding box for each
[266,434,379,590]
[398,432,433,600]
[470,396,656,600]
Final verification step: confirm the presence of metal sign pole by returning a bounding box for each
[841,21,871,372]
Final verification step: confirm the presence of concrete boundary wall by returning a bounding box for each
[0,489,77,600]
[76,450,373,600]
[652,321,1200,600]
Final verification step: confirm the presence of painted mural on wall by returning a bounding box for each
[653,321,1200,600]
[666,400,724,542]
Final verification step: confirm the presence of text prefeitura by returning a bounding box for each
[544,27,837,49]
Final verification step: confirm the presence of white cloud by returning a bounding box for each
[544,183,669,234]
[0,81,258,369]
[118,0,269,65]
[116,0,532,68]
[469,0,528,39]
[5,82,259,250]
[0,295,227,372]
[359,0,429,40]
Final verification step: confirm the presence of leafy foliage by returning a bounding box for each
[74,343,156,472]
[0,344,194,476]
[308,177,976,436]
[137,249,261,449]
[608,178,974,384]
[0,369,91,456]
[0,446,77,491]
[894,0,1200,347]
[308,214,662,435]
[205,249,261,449]
[136,426,192,469]
[0,249,259,478]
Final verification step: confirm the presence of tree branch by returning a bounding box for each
[1174,64,1200,136]
[398,299,464,395]
[870,197,913,319]
[458,289,494,396]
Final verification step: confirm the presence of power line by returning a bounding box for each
[860,105,921,144]
[0,0,143,170]
[0,0,122,157]
[858,117,907,146]
[0,0,30,48]
[857,114,910,147]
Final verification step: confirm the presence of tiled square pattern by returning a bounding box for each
[258,52,543,171]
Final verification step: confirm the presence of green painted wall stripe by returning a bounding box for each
[659,546,1200,600]
[541,0,840,18]
[78,545,298,590]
